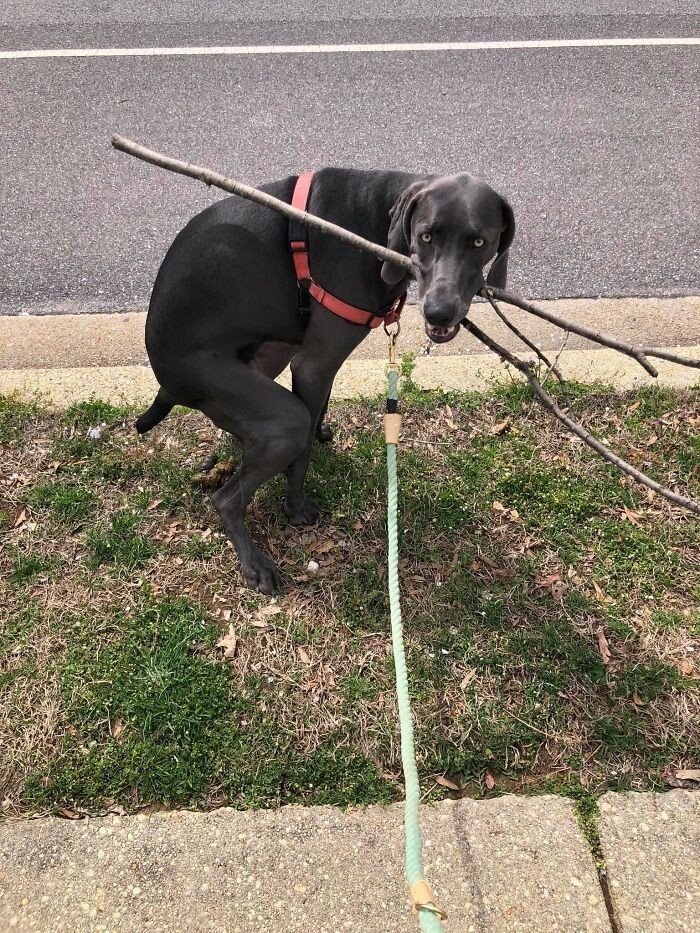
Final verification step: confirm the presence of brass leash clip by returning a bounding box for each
[384,320,401,373]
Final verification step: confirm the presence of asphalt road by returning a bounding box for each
[1,3,699,314]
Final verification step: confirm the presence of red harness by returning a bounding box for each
[289,171,406,329]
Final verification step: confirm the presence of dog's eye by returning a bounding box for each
[419,232,432,243]
[474,238,485,248]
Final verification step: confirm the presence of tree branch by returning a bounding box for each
[486,298,564,383]
[111,134,414,275]
[483,288,660,377]
[462,319,700,516]
[487,287,700,374]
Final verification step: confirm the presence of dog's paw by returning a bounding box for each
[284,495,321,526]
[241,551,280,595]
[316,422,333,444]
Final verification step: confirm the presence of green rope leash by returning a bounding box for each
[385,335,446,932]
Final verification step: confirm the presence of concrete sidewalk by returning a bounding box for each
[1,297,700,406]
[1,791,698,932]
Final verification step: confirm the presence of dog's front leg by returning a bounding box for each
[284,315,367,524]
[284,355,338,525]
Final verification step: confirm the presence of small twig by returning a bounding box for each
[488,288,700,373]
[486,287,659,377]
[111,134,414,275]
[462,319,700,515]
[541,329,570,387]
[509,713,554,740]
[485,293,564,382]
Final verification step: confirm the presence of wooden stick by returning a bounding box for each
[483,288,659,377]
[488,301,564,382]
[462,319,700,515]
[487,287,700,374]
[111,134,414,275]
[109,135,700,376]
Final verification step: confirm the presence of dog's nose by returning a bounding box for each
[423,294,464,326]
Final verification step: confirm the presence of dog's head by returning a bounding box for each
[381,174,515,343]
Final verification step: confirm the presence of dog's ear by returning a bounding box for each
[486,196,516,289]
[381,181,425,284]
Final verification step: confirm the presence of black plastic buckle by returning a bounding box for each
[298,282,311,325]
[289,218,308,247]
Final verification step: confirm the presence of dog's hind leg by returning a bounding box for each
[197,358,311,593]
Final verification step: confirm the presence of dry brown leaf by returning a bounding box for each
[485,771,496,790]
[58,807,81,820]
[309,540,335,555]
[258,604,283,618]
[622,505,641,526]
[110,719,125,739]
[460,669,477,689]
[597,627,611,665]
[678,658,695,676]
[536,572,561,588]
[297,647,311,665]
[13,509,28,528]
[217,624,238,660]
[435,775,462,792]
[675,769,700,782]
[491,500,507,513]
[490,417,512,436]
[550,581,566,600]
[592,580,614,604]
[147,498,163,511]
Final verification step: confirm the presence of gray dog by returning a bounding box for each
[136,169,515,593]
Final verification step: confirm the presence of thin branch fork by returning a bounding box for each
[462,319,700,516]
[487,300,565,383]
[486,287,700,373]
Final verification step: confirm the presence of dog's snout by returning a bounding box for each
[423,293,464,325]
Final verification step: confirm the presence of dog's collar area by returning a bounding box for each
[289,171,406,329]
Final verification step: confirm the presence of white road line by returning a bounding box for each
[1,37,699,61]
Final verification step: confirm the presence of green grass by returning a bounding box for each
[24,597,392,811]
[29,482,98,524]
[86,511,155,571]
[0,394,42,444]
[1,384,699,815]
[8,549,57,587]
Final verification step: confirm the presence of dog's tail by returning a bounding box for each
[135,387,174,434]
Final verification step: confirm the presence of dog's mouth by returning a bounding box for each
[424,322,461,344]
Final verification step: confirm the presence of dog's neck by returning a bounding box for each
[308,168,424,307]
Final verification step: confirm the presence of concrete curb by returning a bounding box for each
[2,296,699,405]
[1,343,699,408]
[0,796,610,932]
[599,790,700,933]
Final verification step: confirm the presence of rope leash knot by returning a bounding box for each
[384,328,446,931]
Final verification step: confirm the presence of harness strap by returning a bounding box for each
[290,171,406,329]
